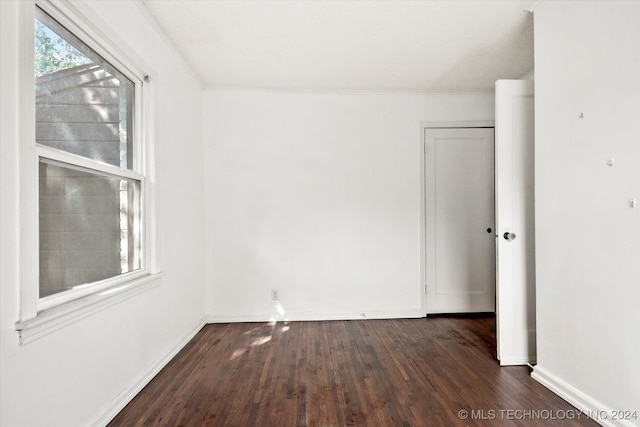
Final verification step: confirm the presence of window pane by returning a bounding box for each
[39,161,141,298]
[35,8,134,169]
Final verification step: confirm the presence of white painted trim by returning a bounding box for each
[15,273,164,345]
[37,270,149,312]
[0,0,22,336]
[419,124,427,316]
[421,120,495,129]
[37,147,144,181]
[205,87,496,96]
[207,309,424,324]
[87,316,207,427]
[532,366,636,427]
[18,0,39,323]
[141,74,160,275]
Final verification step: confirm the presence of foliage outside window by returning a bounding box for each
[35,18,90,76]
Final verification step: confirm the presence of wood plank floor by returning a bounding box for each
[109,316,597,426]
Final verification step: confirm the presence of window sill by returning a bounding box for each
[14,272,163,345]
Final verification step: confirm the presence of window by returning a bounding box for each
[15,2,159,342]
[36,7,142,301]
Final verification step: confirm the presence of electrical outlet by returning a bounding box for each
[271,289,279,301]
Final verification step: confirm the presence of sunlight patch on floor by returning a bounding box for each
[230,303,291,360]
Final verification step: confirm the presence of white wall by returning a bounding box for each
[533,1,640,422]
[520,69,534,80]
[0,1,206,426]
[204,90,494,321]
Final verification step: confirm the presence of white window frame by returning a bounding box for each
[15,0,161,344]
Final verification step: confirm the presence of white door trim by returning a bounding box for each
[420,121,495,317]
[494,80,536,365]
[421,121,495,129]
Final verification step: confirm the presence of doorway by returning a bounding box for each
[424,126,496,314]
[421,80,535,365]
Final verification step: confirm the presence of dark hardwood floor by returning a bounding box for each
[109,316,597,426]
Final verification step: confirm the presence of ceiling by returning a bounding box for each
[140,0,535,91]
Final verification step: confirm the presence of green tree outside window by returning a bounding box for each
[35,19,90,76]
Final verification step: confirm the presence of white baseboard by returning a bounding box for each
[532,366,638,427]
[88,317,207,427]
[207,308,424,323]
[499,356,536,366]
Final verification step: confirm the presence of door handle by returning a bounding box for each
[503,232,516,241]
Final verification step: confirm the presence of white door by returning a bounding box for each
[425,128,495,314]
[495,80,536,365]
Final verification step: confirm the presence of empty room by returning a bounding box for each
[1,1,638,426]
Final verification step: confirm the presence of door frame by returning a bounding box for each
[419,121,495,317]
[494,80,536,365]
